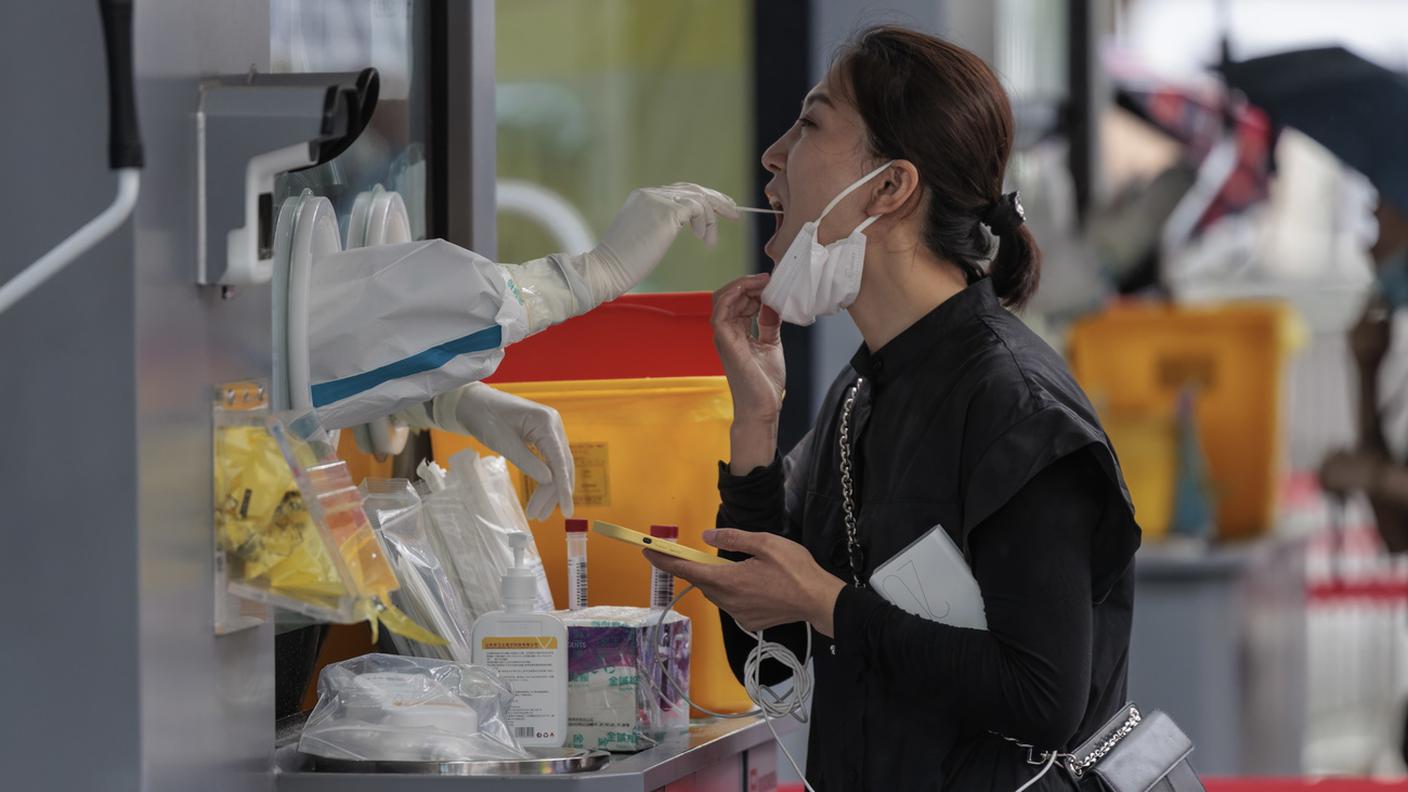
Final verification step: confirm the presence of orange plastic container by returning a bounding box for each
[434,376,752,714]
[1069,301,1302,541]
[440,293,752,714]
[1099,409,1177,540]
[335,431,393,483]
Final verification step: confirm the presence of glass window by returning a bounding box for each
[270,0,431,240]
[495,0,756,292]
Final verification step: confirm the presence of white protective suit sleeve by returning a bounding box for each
[308,238,530,430]
[309,183,734,433]
[398,383,574,521]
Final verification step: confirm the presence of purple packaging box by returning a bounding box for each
[561,606,691,752]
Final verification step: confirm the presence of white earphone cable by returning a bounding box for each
[641,584,816,792]
[642,583,1058,792]
[1014,750,1058,792]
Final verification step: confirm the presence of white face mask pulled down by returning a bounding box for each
[761,161,893,326]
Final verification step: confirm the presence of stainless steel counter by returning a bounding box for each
[275,716,787,791]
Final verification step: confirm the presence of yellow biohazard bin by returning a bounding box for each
[1069,301,1304,541]
[433,375,754,714]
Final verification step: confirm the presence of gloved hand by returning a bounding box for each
[504,184,739,333]
[350,417,410,461]
[577,183,740,309]
[398,383,574,520]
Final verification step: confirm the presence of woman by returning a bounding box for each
[645,27,1141,791]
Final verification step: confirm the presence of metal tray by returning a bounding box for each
[297,746,611,776]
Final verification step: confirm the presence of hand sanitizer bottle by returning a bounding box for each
[471,532,568,747]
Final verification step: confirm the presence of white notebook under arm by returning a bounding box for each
[868,522,988,630]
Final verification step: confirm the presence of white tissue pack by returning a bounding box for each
[561,606,691,752]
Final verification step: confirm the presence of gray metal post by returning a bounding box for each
[2,1,276,791]
[1,2,141,790]
[440,0,497,257]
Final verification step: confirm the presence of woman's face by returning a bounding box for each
[761,69,878,263]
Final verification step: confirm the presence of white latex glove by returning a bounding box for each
[351,418,410,461]
[580,183,740,309]
[399,383,574,521]
[504,183,739,332]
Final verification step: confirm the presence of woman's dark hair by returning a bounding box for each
[835,26,1041,309]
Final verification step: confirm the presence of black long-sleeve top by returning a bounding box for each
[716,279,1142,791]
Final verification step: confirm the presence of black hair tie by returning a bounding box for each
[980,191,1025,235]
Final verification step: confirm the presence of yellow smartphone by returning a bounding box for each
[591,521,733,565]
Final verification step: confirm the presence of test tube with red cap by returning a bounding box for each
[649,525,679,609]
[566,518,589,610]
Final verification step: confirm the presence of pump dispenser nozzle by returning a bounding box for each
[500,533,538,611]
[511,532,528,567]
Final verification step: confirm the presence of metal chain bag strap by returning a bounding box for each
[838,378,867,587]
[1055,704,1205,792]
[837,380,1205,792]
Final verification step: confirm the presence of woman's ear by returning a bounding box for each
[868,160,921,216]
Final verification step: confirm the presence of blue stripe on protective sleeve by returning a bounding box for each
[310,324,504,407]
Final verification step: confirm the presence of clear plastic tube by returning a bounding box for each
[566,519,589,611]
[650,569,674,610]
[648,525,678,609]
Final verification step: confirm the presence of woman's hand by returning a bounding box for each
[713,274,786,472]
[644,528,847,637]
[1320,448,1386,496]
[714,274,785,424]
[1350,298,1393,375]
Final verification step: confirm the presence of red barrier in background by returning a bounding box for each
[487,292,723,383]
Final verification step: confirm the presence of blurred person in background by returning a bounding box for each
[1321,197,1408,554]
[1320,194,1408,765]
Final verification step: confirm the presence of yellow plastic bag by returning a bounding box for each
[215,407,441,646]
[216,422,356,612]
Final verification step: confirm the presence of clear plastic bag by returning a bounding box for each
[298,653,530,762]
[360,479,476,662]
[214,402,440,646]
[419,470,504,624]
[214,403,360,623]
[417,452,555,624]
[448,450,555,613]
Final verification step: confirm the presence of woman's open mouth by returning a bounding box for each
[766,195,785,249]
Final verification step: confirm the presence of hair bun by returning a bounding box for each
[980,191,1025,235]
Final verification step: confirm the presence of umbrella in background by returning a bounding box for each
[1111,61,1273,234]
[1220,46,1408,214]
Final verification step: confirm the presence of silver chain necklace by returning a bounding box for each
[839,378,865,588]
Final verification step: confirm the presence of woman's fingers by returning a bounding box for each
[713,281,769,325]
[757,305,781,345]
[702,528,770,557]
[642,548,726,588]
[712,274,770,315]
[712,274,772,346]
